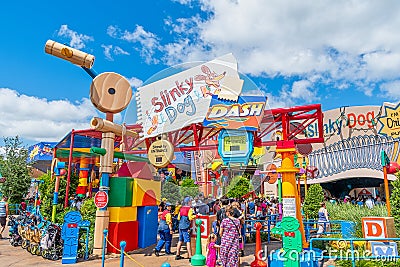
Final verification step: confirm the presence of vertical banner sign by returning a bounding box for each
[193,151,204,183]
[136,54,243,138]
[378,102,400,138]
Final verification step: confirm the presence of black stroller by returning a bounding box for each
[40,224,63,261]
[8,215,23,246]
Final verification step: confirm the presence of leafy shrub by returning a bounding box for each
[226,175,252,199]
[79,198,96,254]
[161,181,181,204]
[391,174,400,234]
[180,178,199,199]
[303,184,324,219]
[38,170,79,223]
[326,202,388,238]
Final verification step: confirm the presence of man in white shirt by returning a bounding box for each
[365,196,374,209]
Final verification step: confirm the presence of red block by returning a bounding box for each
[76,186,87,195]
[107,221,138,253]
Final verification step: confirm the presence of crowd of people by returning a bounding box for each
[155,195,280,267]
[326,195,386,209]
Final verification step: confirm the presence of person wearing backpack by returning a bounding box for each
[175,197,196,261]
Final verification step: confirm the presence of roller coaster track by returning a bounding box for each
[308,135,400,178]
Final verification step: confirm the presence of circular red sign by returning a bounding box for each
[94,191,109,209]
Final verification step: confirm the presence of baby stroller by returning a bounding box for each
[8,215,22,246]
[40,224,63,261]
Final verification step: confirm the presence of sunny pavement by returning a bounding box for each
[0,225,282,267]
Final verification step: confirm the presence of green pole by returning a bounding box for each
[90,147,149,162]
[51,205,57,222]
[191,219,206,266]
[278,177,282,203]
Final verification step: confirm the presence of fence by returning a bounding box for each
[8,204,35,215]
[309,237,400,267]
[244,214,279,243]
[244,217,355,244]
[303,220,356,241]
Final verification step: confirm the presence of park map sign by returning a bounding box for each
[378,102,400,139]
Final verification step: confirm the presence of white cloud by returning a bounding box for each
[107,25,161,64]
[289,80,318,102]
[107,25,118,38]
[57,25,94,49]
[171,0,194,5]
[101,44,130,61]
[127,77,143,89]
[101,44,113,61]
[114,46,129,56]
[0,88,99,142]
[380,80,400,100]
[135,1,400,99]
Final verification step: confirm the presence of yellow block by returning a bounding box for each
[78,178,88,186]
[132,178,161,207]
[109,207,137,222]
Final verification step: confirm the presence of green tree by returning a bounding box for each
[180,178,199,199]
[38,169,79,222]
[303,184,324,219]
[79,198,96,254]
[390,173,400,234]
[226,175,252,199]
[161,181,181,204]
[0,136,32,203]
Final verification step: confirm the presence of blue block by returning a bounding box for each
[62,257,77,264]
[268,249,323,267]
[137,206,158,248]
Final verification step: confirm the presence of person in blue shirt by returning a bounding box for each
[0,196,9,239]
[247,198,255,216]
[356,197,364,207]
[317,202,329,237]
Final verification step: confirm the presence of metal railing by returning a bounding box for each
[244,217,355,244]
[8,204,35,215]
[303,220,355,241]
[244,214,279,243]
[309,237,400,267]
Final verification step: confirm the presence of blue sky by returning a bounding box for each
[1,0,400,145]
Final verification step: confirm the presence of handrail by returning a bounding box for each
[309,237,400,267]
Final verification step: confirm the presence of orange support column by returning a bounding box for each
[276,140,307,248]
[76,158,90,197]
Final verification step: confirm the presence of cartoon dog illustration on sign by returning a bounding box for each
[194,65,226,97]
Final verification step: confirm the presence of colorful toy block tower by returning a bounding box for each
[106,162,160,253]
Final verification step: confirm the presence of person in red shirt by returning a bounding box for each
[154,203,173,256]
[175,197,196,261]
[213,199,221,215]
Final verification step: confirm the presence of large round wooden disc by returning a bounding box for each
[90,72,132,113]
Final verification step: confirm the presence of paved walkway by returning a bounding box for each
[0,226,282,267]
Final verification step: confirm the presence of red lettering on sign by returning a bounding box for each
[366,222,383,237]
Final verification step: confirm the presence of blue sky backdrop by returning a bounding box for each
[1,0,400,145]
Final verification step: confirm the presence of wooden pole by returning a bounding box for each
[64,130,75,207]
[383,166,391,216]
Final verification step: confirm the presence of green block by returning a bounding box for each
[108,177,134,207]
